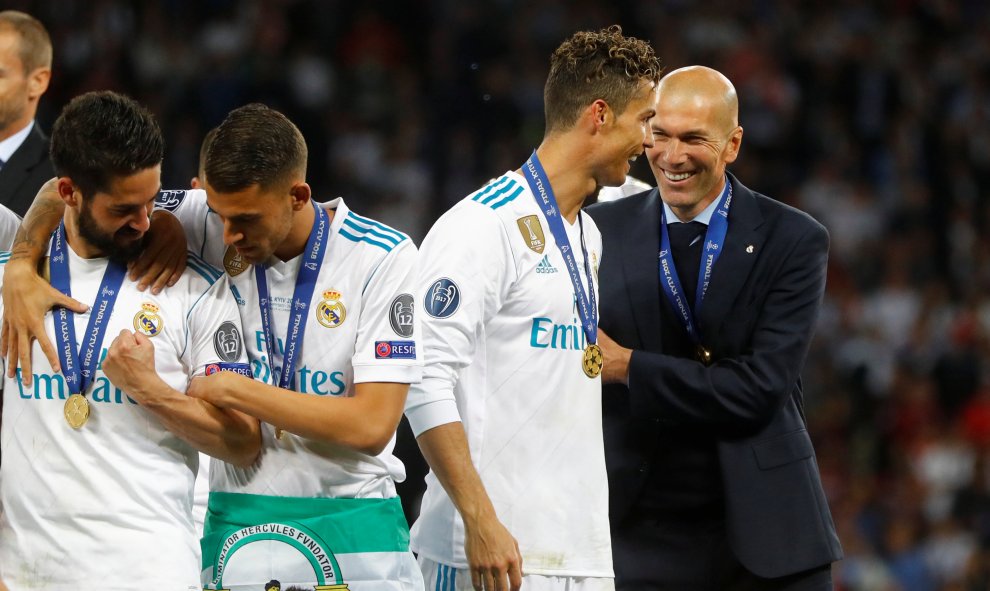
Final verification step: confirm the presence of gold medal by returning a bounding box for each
[697,346,713,366]
[582,344,604,378]
[64,394,90,429]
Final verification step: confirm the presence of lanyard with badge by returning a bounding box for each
[49,222,127,429]
[255,200,329,439]
[521,150,603,378]
[656,179,732,365]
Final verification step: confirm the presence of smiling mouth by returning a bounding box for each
[663,170,693,182]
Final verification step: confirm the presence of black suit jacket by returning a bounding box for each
[586,174,843,579]
[0,123,54,217]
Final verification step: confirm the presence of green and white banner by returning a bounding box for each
[201,492,422,591]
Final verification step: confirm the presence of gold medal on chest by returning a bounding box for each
[64,393,90,429]
[582,343,604,378]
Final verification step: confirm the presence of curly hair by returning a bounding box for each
[544,25,662,134]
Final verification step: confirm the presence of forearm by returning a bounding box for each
[416,421,499,525]
[136,378,261,466]
[10,181,64,265]
[220,376,406,455]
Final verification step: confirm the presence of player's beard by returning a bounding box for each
[77,200,147,263]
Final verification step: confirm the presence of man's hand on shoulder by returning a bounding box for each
[127,209,187,294]
[1,259,88,387]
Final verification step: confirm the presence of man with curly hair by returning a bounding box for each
[409,26,660,591]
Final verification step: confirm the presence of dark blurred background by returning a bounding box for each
[11,0,990,588]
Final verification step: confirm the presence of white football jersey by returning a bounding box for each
[409,171,612,577]
[0,203,19,250]
[0,246,248,590]
[162,190,422,499]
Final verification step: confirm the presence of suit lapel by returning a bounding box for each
[618,189,664,351]
[698,175,765,342]
[1,125,46,178]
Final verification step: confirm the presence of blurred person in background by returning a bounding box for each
[0,10,52,217]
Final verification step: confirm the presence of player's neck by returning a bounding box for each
[526,141,594,224]
[273,199,317,262]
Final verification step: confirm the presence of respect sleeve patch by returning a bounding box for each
[374,341,416,359]
[204,362,253,378]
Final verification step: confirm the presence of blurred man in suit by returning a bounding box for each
[0,10,53,217]
[587,66,842,590]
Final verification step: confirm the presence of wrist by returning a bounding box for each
[131,375,175,407]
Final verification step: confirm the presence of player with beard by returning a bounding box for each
[0,91,261,589]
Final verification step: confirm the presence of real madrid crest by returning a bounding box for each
[223,245,249,277]
[316,289,346,328]
[133,301,164,337]
[516,215,546,254]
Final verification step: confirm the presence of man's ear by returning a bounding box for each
[56,177,81,207]
[589,99,610,132]
[26,67,51,102]
[289,182,312,211]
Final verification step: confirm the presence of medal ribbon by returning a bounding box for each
[522,151,598,346]
[657,179,733,345]
[255,201,329,390]
[49,222,127,395]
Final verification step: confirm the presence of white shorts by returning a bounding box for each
[418,556,614,591]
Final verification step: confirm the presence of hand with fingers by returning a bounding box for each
[1,258,88,387]
[127,210,188,294]
[465,512,523,591]
[101,330,165,403]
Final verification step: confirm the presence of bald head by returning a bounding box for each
[646,65,743,220]
[658,66,738,134]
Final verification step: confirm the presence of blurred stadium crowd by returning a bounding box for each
[8,0,990,589]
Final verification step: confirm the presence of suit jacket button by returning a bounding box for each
[639,463,649,474]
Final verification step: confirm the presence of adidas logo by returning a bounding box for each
[535,255,558,274]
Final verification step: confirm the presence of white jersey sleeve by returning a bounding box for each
[351,239,422,384]
[154,189,226,268]
[183,253,250,375]
[0,204,20,250]
[405,200,516,436]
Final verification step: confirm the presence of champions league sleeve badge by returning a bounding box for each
[317,290,346,328]
[133,301,164,337]
[213,321,244,362]
[424,278,460,318]
[389,293,414,337]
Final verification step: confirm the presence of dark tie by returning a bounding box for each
[668,221,707,309]
[0,157,5,172]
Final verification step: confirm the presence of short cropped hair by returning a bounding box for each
[50,91,164,198]
[204,104,307,193]
[0,10,52,73]
[544,25,661,134]
[197,126,218,181]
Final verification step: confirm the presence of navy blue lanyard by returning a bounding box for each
[657,180,732,344]
[49,222,126,395]
[522,151,598,345]
[255,201,329,390]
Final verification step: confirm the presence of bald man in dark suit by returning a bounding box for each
[587,66,842,590]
